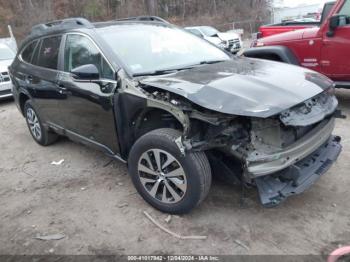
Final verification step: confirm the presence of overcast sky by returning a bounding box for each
[277,0,329,7]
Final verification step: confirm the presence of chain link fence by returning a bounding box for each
[213,18,271,39]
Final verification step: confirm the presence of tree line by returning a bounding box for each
[0,0,272,42]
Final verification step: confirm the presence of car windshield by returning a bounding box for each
[0,45,15,60]
[97,24,230,76]
[200,26,219,37]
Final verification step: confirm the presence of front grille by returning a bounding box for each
[228,39,241,50]
[0,89,11,96]
[0,71,10,83]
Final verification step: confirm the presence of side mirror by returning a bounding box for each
[71,64,100,80]
[327,15,343,37]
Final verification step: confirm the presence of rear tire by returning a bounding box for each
[24,100,58,146]
[128,128,212,214]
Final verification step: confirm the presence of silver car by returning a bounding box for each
[0,43,15,99]
[185,26,242,54]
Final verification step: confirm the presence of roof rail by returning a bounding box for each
[30,17,94,37]
[114,16,169,24]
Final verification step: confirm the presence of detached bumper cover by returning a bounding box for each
[255,135,342,207]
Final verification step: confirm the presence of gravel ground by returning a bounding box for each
[0,89,349,256]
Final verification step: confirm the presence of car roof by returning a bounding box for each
[93,20,171,29]
[20,16,171,51]
[29,16,169,38]
[185,26,216,30]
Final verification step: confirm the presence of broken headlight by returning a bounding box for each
[218,40,228,49]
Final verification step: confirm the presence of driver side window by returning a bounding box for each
[339,0,350,17]
[339,0,350,26]
[64,34,114,79]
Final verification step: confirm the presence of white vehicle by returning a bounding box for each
[0,43,15,99]
[185,26,242,54]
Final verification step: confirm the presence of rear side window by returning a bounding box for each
[37,36,62,70]
[21,40,38,63]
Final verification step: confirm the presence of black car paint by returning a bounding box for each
[139,58,333,118]
[11,29,123,159]
[10,21,334,162]
[54,71,120,154]
[243,45,300,66]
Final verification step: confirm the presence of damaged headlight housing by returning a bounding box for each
[279,90,338,127]
[305,72,335,91]
[218,40,228,49]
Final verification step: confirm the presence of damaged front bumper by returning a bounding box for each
[255,135,342,207]
[246,117,336,177]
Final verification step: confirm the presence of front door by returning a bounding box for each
[321,0,350,81]
[56,34,120,155]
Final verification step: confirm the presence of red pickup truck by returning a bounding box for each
[257,22,319,39]
[245,0,350,87]
[257,2,335,39]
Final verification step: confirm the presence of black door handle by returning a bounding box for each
[26,75,33,83]
[56,83,68,94]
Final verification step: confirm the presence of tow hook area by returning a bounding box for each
[255,136,342,207]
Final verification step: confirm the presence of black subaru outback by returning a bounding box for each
[9,17,342,214]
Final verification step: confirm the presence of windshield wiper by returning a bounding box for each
[133,69,179,77]
[198,60,227,65]
[132,60,226,77]
[133,65,198,77]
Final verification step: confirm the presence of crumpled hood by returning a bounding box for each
[205,36,222,45]
[217,32,240,41]
[139,57,333,118]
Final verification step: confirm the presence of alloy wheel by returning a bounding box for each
[26,108,42,140]
[137,149,187,204]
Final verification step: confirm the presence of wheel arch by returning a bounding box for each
[19,92,31,116]
[243,46,300,65]
[133,107,185,140]
[114,93,187,160]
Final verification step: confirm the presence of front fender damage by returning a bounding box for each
[135,81,249,156]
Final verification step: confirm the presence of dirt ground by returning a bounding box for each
[0,89,350,257]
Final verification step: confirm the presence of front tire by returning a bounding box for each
[128,128,212,214]
[24,100,58,146]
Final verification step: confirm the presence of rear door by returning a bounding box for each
[321,0,350,81]
[18,35,62,123]
[56,33,120,154]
